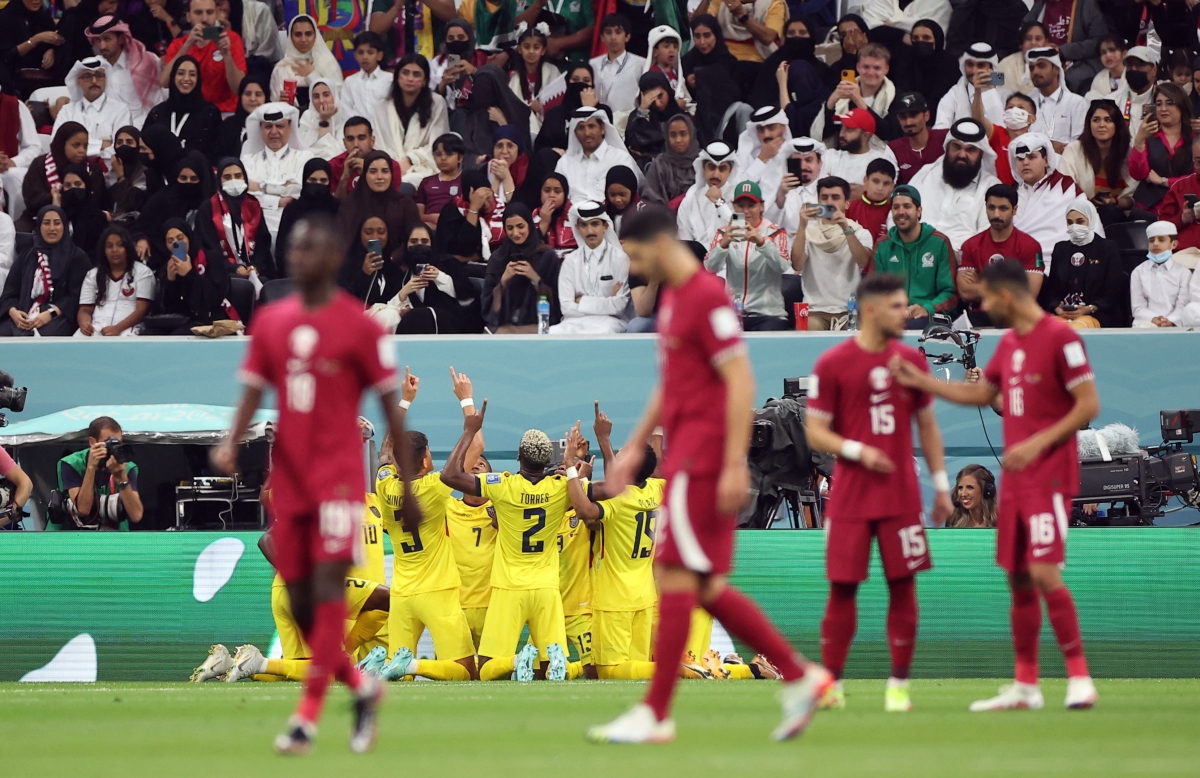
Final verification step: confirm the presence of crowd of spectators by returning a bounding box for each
[1,0,1200,336]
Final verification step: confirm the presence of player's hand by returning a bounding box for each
[401,366,419,403]
[450,366,473,404]
[888,354,929,390]
[964,367,982,384]
[570,421,589,459]
[716,460,751,514]
[209,439,239,475]
[463,399,487,435]
[605,444,644,493]
[859,445,896,474]
[931,490,954,527]
[577,455,595,480]
[593,401,612,441]
[1003,435,1045,472]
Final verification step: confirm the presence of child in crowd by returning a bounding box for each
[1130,220,1191,327]
[604,165,642,234]
[589,14,646,114]
[340,32,391,134]
[508,22,561,136]
[644,25,688,108]
[846,158,896,248]
[417,133,466,227]
[534,172,577,257]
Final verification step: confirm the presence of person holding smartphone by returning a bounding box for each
[161,0,247,113]
[790,176,872,331]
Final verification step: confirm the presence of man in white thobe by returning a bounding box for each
[549,201,631,334]
[242,102,314,240]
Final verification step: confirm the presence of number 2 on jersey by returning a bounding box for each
[522,508,546,553]
[870,404,895,435]
[630,510,657,559]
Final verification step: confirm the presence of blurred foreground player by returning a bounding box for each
[805,274,953,712]
[890,259,1099,711]
[211,214,421,754]
[589,206,832,744]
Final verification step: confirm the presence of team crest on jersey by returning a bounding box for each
[569,514,580,529]
[988,253,1004,264]
[484,473,503,484]
[376,465,395,481]
[1071,252,1085,267]
[290,325,319,359]
[1011,349,1026,374]
[921,252,935,268]
[868,366,891,391]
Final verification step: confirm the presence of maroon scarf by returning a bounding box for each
[191,248,242,322]
[209,192,263,266]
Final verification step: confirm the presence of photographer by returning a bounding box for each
[53,416,143,530]
[0,446,32,529]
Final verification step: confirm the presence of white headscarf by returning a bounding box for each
[959,42,999,78]
[1064,195,1106,243]
[243,102,305,154]
[643,25,687,101]
[687,140,739,198]
[568,200,619,250]
[945,118,997,174]
[279,15,344,88]
[65,56,108,103]
[1007,131,1058,180]
[297,78,346,157]
[564,106,633,159]
[737,106,792,160]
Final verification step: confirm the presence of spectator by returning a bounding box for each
[195,157,275,283]
[1130,83,1193,216]
[642,114,698,207]
[943,0,1026,60]
[416,133,464,228]
[549,201,631,334]
[377,54,449,188]
[507,22,560,138]
[1058,100,1142,226]
[767,137,825,239]
[534,64,609,153]
[1040,197,1124,328]
[791,176,873,330]
[974,90,1036,186]
[336,150,421,253]
[936,42,1005,131]
[486,125,530,220]
[907,118,1000,255]
[18,123,108,234]
[464,68,534,165]
[1160,137,1200,250]
[482,203,560,333]
[1130,220,1190,327]
[0,0,63,99]
[54,416,143,530]
[706,0,785,76]
[1108,47,1158,138]
[641,23,687,106]
[154,217,236,332]
[846,158,896,247]
[704,180,794,331]
[331,116,402,196]
[144,56,223,163]
[390,223,483,334]
[1084,35,1126,101]
[889,92,948,185]
[555,106,639,204]
[812,43,898,143]
[1022,0,1109,93]
[589,14,645,114]
[895,19,957,119]
[995,21,1045,96]
[860,0,950,35]
[520,0,594,63]
[1010,132,1085,261]
[603,165,641,234]
[1026,48,1087,151]
[341,213,405,308]
[435,169,495,262]
[85,15,166,127]
[825,14,868,89]
[125,0,184,59]
[58,164,110,257]
[134,150,214,247]
[736,105,793,207]
[945,465,996,528]
[822,109,899,198]
[162,0,248,114]
[533,172,577,257]
[431,19,490,115]
[454,0,519,53]
[227,0,284,77]
[0,205,90,337]
[75,226,154,338]
[275,158,338,275]
[957,183,1044,326]
[872,184,957,328]
[297,79,346,161]
[269,14,342,111]
[625,71,684,170]
[108,126,148,218]
[682,14,739,143]
[678,139,738,248]
[778,59,831,145]
[339,32,390,139]
[0,75,41,218]
[242,102,315,238]
[0,443,31,528]
[218,75,269,159]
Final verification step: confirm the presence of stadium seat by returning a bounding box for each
[228,278,256,326]
[781,275,804,329]
[1106,221,1149,252]
[14,233,33,257]
[259,278,296,304]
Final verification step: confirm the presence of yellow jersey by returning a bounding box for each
[348,493,387,584]
[591,478,664,612]
[378,467,461,596]
[558,509,593,616]
[446,497,497,609]
[478,471,570,590]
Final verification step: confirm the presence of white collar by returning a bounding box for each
[110,49,128,71]
[582,240,609,263]
[1038,84,1065,104]
[580,141,608,161]
[361,67,383,80]
[262,145,292,160]
[82,93,108,112]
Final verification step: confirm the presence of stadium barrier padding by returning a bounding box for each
[1,529,1197,681]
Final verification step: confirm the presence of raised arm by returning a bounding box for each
[451,366,485,470]
[562,428,602,522]
[380,388,422,531]
[441,401,487,496]
[915,406,953,527]
[592,401,616,470]
[603,386,661,493]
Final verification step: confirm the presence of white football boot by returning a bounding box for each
[586,703,676,744]
[969,683,1045,712]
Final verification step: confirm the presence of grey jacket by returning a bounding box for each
[704,220,791,318]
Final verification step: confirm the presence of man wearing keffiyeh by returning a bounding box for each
[86,14,166,126]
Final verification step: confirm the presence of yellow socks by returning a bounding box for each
[264,658,310,681]
[686,609,714,660]
[724,663,754,680]
[344,609,389,654]
[480,656,517,681]
[415,659,471,681]
[567,661,585,680]
[597,661,656,680]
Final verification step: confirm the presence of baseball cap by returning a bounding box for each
[892,184,921,206]
[1125,45,1160,65]
[893,92,928,114]
[732,180,763,203]
[835,108,876,134]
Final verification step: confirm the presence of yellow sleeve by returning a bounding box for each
[477,472,509,504]
[706,0,721,16]
[458,0,476,26]
[765,0,786,39]
[411,471,452,502]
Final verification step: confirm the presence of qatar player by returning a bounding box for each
[805,274,954,713]
[891,260,1099,711]
[211,215,422,754]
[589,206,832,745]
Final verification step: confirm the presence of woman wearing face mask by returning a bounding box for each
[1057,101,1149,225]
[18,122,108,233]
[777,59,832,145]
[336,149,422,252]
[642,114,699,207]
[134,151,216,262]
[137,123,184,196]
[143,56,223,165]
[195,157,276,284]
[270,14,343,112]
[481,203,559,333]
[1130,83,1194,215]
[0,205,90,336]
[297,78,346,161]
[533,64,612,154]
[381,223,483,334]
[76,226,154,337]
[55,165,110,256]
[893,20,956,119]
[276,158,338,275]
[682,14,739,144]
[109,126,149,217]
[150,217,238,334]
[219,74,269,159]
[747,17,825,110]
[1040,197,1123,328]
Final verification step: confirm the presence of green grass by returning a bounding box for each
[2,679,1197,776]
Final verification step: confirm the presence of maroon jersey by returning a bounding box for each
[959,228,1044,312]
[983,315,1093,496]
[888,128,948,184]
[238,292,397,507]
[808,338,932,521]
[658,269,744,476]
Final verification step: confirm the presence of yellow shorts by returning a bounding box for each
[478,587,566,662]
[687,608,714,659]
[564,613,594,666]
[271,579,310,660]
[389,587,475,661]
[594,607,654,666]
[463,607,488,653]
[345,577,380,622]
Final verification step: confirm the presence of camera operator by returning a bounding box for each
[0,445,32,528]
[54,416,143,530]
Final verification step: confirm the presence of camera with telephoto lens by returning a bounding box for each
[0,370,28,427]
[105,437,134,464]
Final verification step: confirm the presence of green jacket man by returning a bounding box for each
[872,184,958,324]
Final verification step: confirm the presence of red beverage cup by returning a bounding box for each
[282,79,298,106]
[794,302,809,331]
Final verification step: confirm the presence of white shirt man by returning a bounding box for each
[589,49,646,114]
[242,103,314,239]
[822,108,897,193]
[1026,48,1087,148]
[736,106,794,207]
[905,118,999,255]
[935,42,1007,130]
[85,15,165,128]
[790,177,873,330]
[677,140,738,250]
[1131,221,1191,327]
[53,58,132,162]
[766,136,827,239]
[549,201,631,334]
[554,107,640,203]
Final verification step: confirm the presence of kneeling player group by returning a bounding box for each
[195,211,1101,755]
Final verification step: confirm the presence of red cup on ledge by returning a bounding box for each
[282,79,298,106]
[794,302,809,331]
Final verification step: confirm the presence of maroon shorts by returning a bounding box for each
[270,496,363,583]
[655,470,735,576]
[825,514,932,583]
[997,489,1070,574]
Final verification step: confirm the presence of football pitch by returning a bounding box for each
[3,679,1197,777]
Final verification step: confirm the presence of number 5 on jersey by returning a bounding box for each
[870,404,895,435]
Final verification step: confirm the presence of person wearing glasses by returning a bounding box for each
[1129,82,1194,216]
[50,57,132,165]
[1010,133,1085,262]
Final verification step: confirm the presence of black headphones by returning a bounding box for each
[951,465,996,508]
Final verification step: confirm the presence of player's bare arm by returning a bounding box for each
[211,385,265,475]
[889,355,1000,408]
[1005,379,1100,472]
[380,389,422,531]
[805,413,897,474]
[451,367,487,469]
[915,407,954,527]
[606,387,662,492]
[564,426,602,522]
[440,401,488,496]
[715,351,755,515]
[256,529,276,569]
